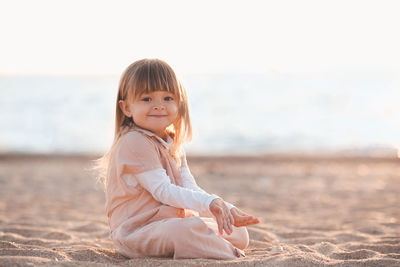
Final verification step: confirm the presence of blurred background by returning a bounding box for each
[0,0,399,156]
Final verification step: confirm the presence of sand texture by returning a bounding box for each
[0,154,399,266]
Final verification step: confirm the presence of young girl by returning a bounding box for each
[99,58,259,260]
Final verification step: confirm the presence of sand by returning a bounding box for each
[0,154,399,266]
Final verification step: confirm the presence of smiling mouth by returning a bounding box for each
[148,115,167,117]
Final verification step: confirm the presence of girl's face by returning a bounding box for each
[119,91,179,139]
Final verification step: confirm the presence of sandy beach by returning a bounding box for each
[0,154,399,266]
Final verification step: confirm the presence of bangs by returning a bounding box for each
[129,60,180,100]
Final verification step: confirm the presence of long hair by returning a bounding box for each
[95,59,192,185]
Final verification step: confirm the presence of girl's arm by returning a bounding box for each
[134,168,221,214]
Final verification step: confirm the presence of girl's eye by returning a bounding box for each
[141,97,151,102]
[164,96,174,101]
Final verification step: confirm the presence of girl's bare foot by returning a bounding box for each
[230,207,260,227]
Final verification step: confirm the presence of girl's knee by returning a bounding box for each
[180,216,208,233]
[233,226,249,250]
[165,216,207,236]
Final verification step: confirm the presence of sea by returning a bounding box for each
[1,72,399,156]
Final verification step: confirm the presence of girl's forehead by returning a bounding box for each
[139,90,175,96]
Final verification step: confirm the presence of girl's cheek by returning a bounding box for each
[172,102,179,111]
[135,103,149,112]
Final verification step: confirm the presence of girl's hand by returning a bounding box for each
[209,198,234,235]
[230,207,260,227]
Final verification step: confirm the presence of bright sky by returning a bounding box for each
[0,0,399,75]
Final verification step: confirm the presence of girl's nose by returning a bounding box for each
[153,105,165,110]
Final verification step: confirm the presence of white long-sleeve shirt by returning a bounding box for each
[127,165,235,215]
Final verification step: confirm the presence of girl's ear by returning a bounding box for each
[119,100,132,117]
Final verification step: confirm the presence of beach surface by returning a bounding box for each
[0,154,399,266]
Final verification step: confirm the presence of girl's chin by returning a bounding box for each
[147,127,169,137]
[137,122,173,135]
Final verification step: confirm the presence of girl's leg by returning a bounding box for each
[199,217,250,250]
[112,216,239,260]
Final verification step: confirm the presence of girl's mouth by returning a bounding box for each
[148,115,167,118]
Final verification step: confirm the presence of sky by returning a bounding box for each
[0,0,399,75]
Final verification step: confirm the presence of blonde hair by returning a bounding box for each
[95,58,192,185]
